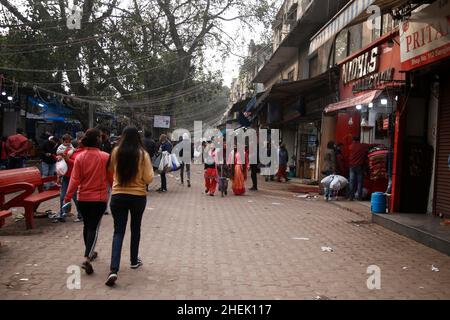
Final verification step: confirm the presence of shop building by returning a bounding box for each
[249,0,349,180]
[391,0,450,217]
[323,31,405,197]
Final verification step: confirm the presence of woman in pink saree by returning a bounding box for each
[228,147,246,195]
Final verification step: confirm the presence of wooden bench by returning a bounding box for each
[0,167,60,229]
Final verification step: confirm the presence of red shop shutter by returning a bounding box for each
[435,75,450,217]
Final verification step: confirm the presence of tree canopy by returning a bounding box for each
[0,0,279,130]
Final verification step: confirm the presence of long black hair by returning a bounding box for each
[115,126,144,186]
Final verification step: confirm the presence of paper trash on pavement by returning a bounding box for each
[321,246,334,252]
[431,265,440,272]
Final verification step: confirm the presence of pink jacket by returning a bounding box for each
[64,147,113,203]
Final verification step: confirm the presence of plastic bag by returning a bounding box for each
[170,154,181,171]
[56,159,68,176]
[152,154,162,169]
[330,175,348,191]
[321,175,334,186]
[158,151,172,173]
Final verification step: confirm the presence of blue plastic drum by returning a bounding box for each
[371,192,386,214]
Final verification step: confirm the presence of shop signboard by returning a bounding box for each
[339,34,405,99]
[154,115,171,128]
[400,0,450,71]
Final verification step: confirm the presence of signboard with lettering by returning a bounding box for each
[154,115,171,128]
[341,46,397,94]
[400,0,450,71]
[338,32,406,100]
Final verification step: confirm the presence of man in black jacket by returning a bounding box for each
[98,126,112,154]
[143,130,156,158]
[40,136,57,188]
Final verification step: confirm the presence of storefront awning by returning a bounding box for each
[325,90,382,113]
[228,93,264,114]
[253,70,336,115]
[309,0,411,54]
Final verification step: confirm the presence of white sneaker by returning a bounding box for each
[130,258,143,269]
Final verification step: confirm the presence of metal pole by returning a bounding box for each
[88,103,94,128]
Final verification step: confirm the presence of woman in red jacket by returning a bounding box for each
[64,128,112,275]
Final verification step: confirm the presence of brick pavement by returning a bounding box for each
[0,165,449,300]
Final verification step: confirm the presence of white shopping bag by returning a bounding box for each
[158,151,168,172]
[321,175,334,186]
[56,159,68,176]
[330,175,348,191]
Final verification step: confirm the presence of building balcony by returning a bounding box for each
[253,0,351,84]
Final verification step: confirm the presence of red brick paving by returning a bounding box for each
[0,165,449,300]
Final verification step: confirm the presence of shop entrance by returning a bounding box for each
[434,73,450,218]
[297,122,319,180]
[400,84,434,213]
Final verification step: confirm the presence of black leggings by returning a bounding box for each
[110,194,147,272]
[77,201,107,258]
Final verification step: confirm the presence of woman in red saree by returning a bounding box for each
[204,143,217,196]
[228,147,246,195]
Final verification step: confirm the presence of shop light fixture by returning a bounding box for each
[1,92,6,96]
[368,102,374,108]
[381,99,388,105]
[7,96,13,101]
[356,104,362,110]
[38,103,44,107]
[395,96,398,101]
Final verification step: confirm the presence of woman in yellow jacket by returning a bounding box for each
[106,126,154,286]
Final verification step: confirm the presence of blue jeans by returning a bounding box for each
[59,176,81,219]
[348,166,364,200]
[110,194,147,272]
[41,162,56,176]
[41,162,56,189]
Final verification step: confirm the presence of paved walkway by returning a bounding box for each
[1,166,449,300]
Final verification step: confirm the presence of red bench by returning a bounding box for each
[0,167,60,229]
[0,209,12,228]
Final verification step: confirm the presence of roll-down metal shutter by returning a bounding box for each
[435,75,450,217]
